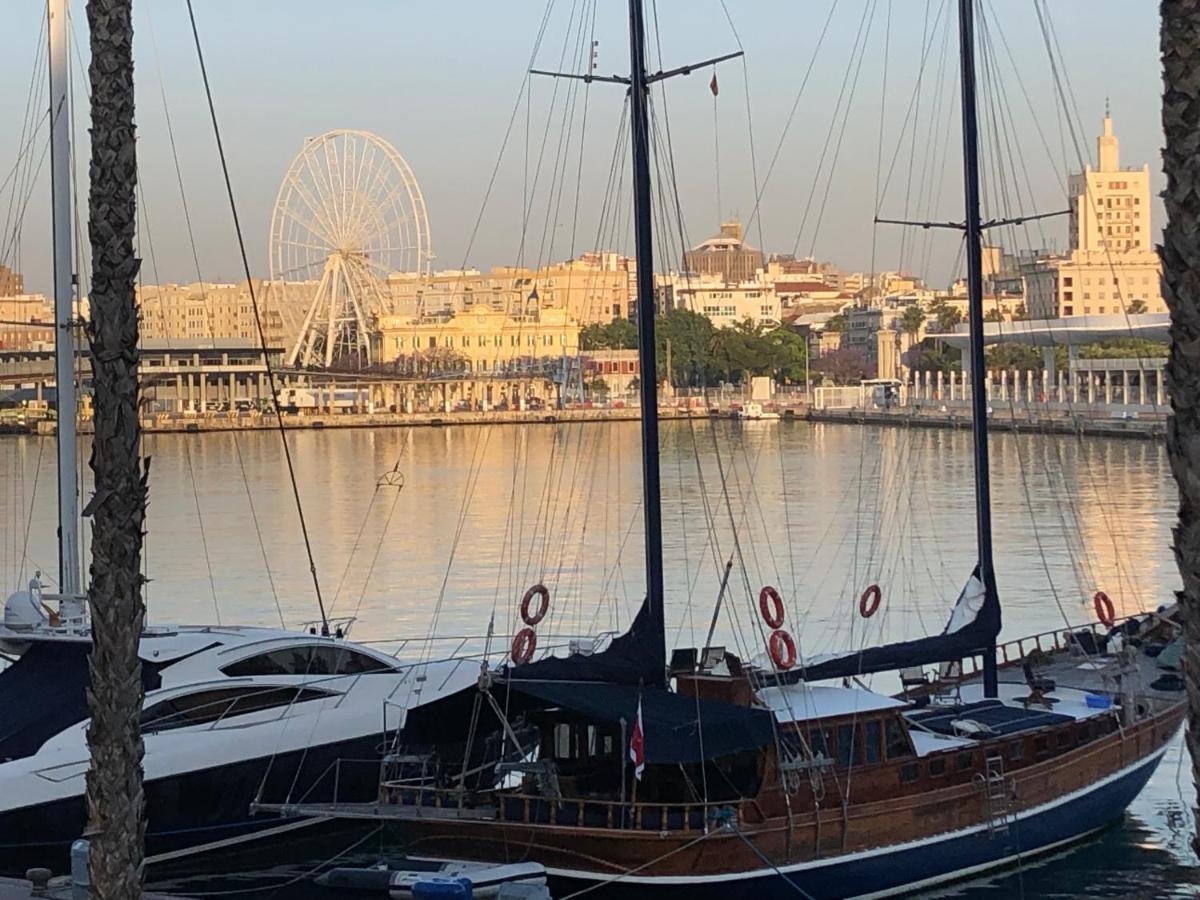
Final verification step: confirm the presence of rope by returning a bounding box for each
[556,829,717,899]
[185,0,329,634]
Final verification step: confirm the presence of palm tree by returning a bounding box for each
[1160,0,1200,856]
[83,0,147,894]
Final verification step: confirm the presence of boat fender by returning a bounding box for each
[1093,591,1115,628]
[520,583,550,626]
[758,585,785,629]
[511,627,538,665]
[859,584,882,619]
[769,629,796,670]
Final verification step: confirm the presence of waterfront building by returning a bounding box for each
[386,254,633,326]
[0,264,23,297]
[135,280,315,353]
[683,219,764,283]
[656,272,781,329]
[376,306,579,376]
[1023,113,1164,318]
[581,348,640,396]
[0,294,54,350]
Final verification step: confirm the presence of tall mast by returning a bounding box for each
[47,0,81,596]
[957,0,998,698]
[627,0,667,685]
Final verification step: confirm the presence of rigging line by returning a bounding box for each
[898,0,935,271]
[185,0,330,633]
[717,0,768,256]
[568,0,598,258]
[790,0,878,259]
[742,0,840,239]
[867,0,891,320]
[1,11,47,266]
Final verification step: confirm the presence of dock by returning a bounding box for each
[0,876,182,899]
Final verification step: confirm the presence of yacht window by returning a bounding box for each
[928,756,947,777]
[141,686,330,733]
[1009,740,1024,761]
[222,644,391,677]
[957,751,974,772]
[885,718,912,759]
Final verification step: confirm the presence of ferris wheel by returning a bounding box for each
[269,129,433,369]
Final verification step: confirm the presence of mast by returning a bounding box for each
[957,0,999,698]
[627,0,667,686]
[47,0,81,596]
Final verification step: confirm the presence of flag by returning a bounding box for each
[709,71,719,97]
[629,696,645,781]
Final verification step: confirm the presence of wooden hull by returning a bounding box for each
[396,705,1183,899]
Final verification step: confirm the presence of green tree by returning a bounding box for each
[604,317,638,349]
[656,307,717,386]
[929,300,963,333]
[763,327,808,383]
[824,312,849,333]
[1126,297,1149,314]
[899,304,926,337]
[905,337,962,375]
[1012,303,1028,321]
[579,323,609,350]
[984,307,1005,323]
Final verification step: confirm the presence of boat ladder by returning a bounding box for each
[977,754,1012,837]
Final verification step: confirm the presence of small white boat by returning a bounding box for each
[389,861,547,899]
[735,401,780,420]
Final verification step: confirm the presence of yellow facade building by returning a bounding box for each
[386,254,632,326]
[377,307,579,375]
[1024,113,1164,319]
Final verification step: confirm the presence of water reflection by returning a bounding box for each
[0,420,1194,894]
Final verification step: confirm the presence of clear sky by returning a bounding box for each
[0,1,1165,296]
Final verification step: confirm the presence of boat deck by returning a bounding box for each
[903,623,1185,753]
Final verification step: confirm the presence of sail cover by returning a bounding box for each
[506,595,662,686]
[779,567,1000,684]
[403,679,774,764]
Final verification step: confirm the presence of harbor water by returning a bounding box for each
[0,420,1194,897]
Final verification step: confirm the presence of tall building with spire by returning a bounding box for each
[1023,112,1163,318]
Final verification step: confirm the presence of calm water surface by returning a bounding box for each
[0,420,1194,897]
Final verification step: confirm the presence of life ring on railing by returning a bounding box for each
[520,583,551,626]
[511,627,538,665]
[759,585,785,629]
[859,584,882,619]
[769,630,797,670]
[1093,591,1116,628]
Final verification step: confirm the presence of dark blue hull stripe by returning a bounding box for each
[545,747,1167,900]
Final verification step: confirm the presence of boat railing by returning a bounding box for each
[959,613,1146,679]
[380,781,738,833]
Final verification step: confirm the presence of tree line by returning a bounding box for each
[580,308,808,386]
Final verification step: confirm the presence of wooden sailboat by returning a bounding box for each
[262,2,1187,896]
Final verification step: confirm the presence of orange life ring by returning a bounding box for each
[859,584,882,619]
[759,585,785,629]
[1094,591,1115,628]
[769,629,797,670]
[520,583,550,627]
[511,627,538,665]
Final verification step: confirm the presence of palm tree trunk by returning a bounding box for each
[1161,0,1200,858]
[84,0,146,895]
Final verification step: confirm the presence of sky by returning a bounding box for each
[0,1,1167,297]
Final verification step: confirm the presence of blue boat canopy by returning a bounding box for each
[403,677,775,765]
